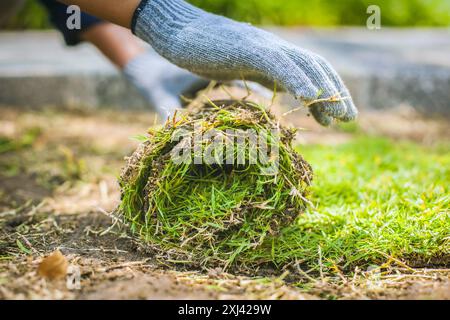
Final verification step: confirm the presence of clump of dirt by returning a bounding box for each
[118,100,313,268]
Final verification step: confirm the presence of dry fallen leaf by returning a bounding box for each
[37,250,68,280]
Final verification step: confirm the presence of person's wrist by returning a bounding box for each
[131,0,151,33]
[132,0,201,35]
[132,0,203,59]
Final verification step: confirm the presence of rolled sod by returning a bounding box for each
[118,100,313,268]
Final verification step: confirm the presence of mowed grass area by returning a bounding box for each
[245,137,449,274]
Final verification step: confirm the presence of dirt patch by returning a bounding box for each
[0,201,315,300]
[0,174,51,205]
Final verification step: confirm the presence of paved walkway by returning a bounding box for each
[1,28,449,115]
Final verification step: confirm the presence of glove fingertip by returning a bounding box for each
[321,101,348,118]
[310,105,333,127]
[340,99,358,122]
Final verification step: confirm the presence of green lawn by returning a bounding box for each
[245,137,449,274]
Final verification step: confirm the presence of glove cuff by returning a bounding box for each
[132,0,202,55]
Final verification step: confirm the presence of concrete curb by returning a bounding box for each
[1,28,449,116]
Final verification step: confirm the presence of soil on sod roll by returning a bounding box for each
[118,100,313,268]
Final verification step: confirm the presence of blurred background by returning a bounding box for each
[4,0,450,29]
[0,0,449,115]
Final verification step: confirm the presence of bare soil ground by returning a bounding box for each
[1,95,449,300]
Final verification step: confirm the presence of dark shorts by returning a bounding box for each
[39,0,104,46]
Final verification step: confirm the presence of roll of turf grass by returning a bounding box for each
[118,100,313,268]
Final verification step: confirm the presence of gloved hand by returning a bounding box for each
[132,0,357,126]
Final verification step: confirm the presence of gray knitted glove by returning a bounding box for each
[132,0,357,126]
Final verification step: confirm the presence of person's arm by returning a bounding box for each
[58,0,139,27]
[57,0,357,126]
[80,23,144,68]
